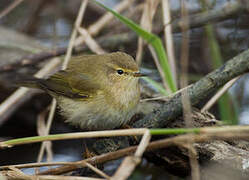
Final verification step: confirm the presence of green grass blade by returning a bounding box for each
[93,0,177,92]
[142,77,169,96]
[205,24,238,125]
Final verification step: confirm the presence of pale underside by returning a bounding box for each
[56,85,139,130]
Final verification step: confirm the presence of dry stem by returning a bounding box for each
[162,0,177,85]
[1,126,249,175]
[77,27,106,54]
[136,0,159,65]
[201,75,242,112]
[75,0,134,46]
[0,0,24,19]
[112,130,151,179]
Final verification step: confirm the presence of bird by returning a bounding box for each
[19,52,142,130]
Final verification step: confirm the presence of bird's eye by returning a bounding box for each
[117,69,124,75]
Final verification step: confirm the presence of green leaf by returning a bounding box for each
[205,19,238,125]
[142,77,169,96]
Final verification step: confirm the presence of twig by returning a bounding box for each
[135,1,146,65]
[161,0,177,86]
[84,162,110,179]
[6,167,31,180]
[63,0,88,69]
[36,101,55,172]
[2,169,104,180]
[77,27,107,54]
[36,106,53,174]
[2,125,249,148]
[43,100,56,158]
[75,0,134,46]
[187,144,200,180]
[0,161,80,169]
[180,1,200,178]
[136,0,159,65]
[0,128,148,148]
[140,85,192,102]
[0,0,24,19]
[134,130,151,157]
[201,75,242,112]
[179,0,191,125]
[112,129,151,180]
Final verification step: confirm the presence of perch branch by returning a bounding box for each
[133,48,249,128]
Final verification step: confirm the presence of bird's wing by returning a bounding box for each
[39,70,100,99]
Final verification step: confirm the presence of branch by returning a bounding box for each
[134,49,249,128]
[171,1,246,33]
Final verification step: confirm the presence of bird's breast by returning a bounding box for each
[107,82,140,111]
[56,80,140,130]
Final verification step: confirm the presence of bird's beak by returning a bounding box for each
[133,72,146,77]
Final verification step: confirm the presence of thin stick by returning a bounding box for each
[187,144,200,180]
[112,130,151,179]
[0,162,80,169]
[2,170,104,180]
[201,75,241,112]
[63,0,88,69]
[134,129,151,157]
[84,162,110,179]
[77,27,106,54]
[136,0,159,66]
[88,0,133,35]
[2,125,249,148]
[0,128,148,148]
[162,0,177,86]
[179,0,191,126]
[75,0,133,46]
[7,167,31,179]
[136,1,148,65]
[0,0,24,19]
[179,1,200,179]
[36,100,56,166]
[140,85,192,102]
[36,106,53,174]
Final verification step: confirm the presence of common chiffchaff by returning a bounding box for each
[21,52,142,130]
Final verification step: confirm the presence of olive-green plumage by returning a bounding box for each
[22,52,142,130]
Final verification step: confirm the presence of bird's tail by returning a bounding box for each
[12,76,42,89]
